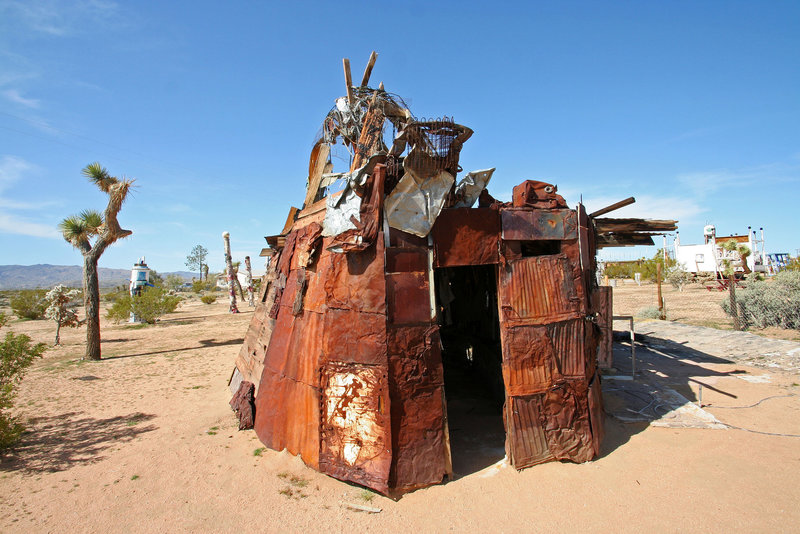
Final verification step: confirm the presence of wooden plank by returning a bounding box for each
[303,142,331,209]
[280,206,299,235]
[360,51,378,87]
[351,91,383,171]
[597,234,656,247]
[594,218,677,233]
[342,58,354,105]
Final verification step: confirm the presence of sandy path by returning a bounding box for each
[1,299,799,532]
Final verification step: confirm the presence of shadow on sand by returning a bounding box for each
[0,412,157,474]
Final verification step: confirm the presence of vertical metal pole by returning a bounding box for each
[656,262,665,320]
[223,231,239,314]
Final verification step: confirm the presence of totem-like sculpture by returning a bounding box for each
[222,231,239,313]
[244,255,255,307]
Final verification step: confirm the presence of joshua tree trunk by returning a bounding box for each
[83,254,102,359]
[54,314,62,346]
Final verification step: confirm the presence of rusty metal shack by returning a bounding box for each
[230,53,676,494]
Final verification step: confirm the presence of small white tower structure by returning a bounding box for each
[129,257,151,323]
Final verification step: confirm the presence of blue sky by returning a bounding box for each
[1,0,798,273]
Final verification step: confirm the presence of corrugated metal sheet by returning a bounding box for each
[431,207,500,267]
[319,361,392,494]
[593,286,613,369]
[501,325,555,396]
[499,255,581,325]
[540,382,594,463]
[506,395,552,468]
[500,208,577,241]
[548,319,585,378]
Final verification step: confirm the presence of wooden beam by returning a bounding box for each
[303,142,331,209]
[594,218,677,233]
[590,197,636,218]
[360,51,378,87]
[342,58,354,105]
[597,234,656,248]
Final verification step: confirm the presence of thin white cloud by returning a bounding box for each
[0,155,34,192]
[0,213,59,239]
[1,0,122,37]
[2,88,40,108]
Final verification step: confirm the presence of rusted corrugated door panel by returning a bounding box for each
[540,383,594,463]
[322,308,387,365]
[431,208,500,267]
[587,372,604,456]
[319,361,392,494]
[500,209,577,241]
[547,319,586,379]
[386,272,431,325]
[498,255,581,325]
[387,325,447,490]
[593,286,613,369]
[254,369,320,469]
[505,395,553,468]
[500,325,556,396]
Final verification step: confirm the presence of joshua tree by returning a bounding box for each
[59,163,133,360]
[44,285,81,345]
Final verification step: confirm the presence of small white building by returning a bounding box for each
[674,225,767,277]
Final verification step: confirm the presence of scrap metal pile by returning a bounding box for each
[230,53,676,494]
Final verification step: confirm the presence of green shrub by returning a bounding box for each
[636,305,668,320]
[103,285,129,302]
[1,313,47,451]
[722,271,800,330]
[10,289,48,320]
[192,280,216,293]
[666,266,692,291]
[106,287,182,324]
[200,295,217,304]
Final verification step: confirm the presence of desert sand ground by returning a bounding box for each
[1,296,799,533]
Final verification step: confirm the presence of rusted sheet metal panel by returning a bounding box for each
[500,208,577,241]
[548,319,586,379]
[324,243,387,314]
[388,227,428,249]
[322,308,387,365]
[387,325,446,489]
[254,369,320,469]
[386,272,431,325]
[501,325,555,396]
[431,208,500,267]
[319,361,392,494]
[587,372,604,456]
[385,247,427,273]
[540,382,594,463]
[498,255,581,325]
[261,309,324,388]
[593,286,613,369]
[506,395,553,468]
[389,385,446,489]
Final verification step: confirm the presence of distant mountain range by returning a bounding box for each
[0,265,196,290]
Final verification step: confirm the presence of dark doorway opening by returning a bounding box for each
[434,264,505,477]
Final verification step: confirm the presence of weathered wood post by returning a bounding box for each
[222,231,239,314]
[729,273,740,330]
[657,262,665,320]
